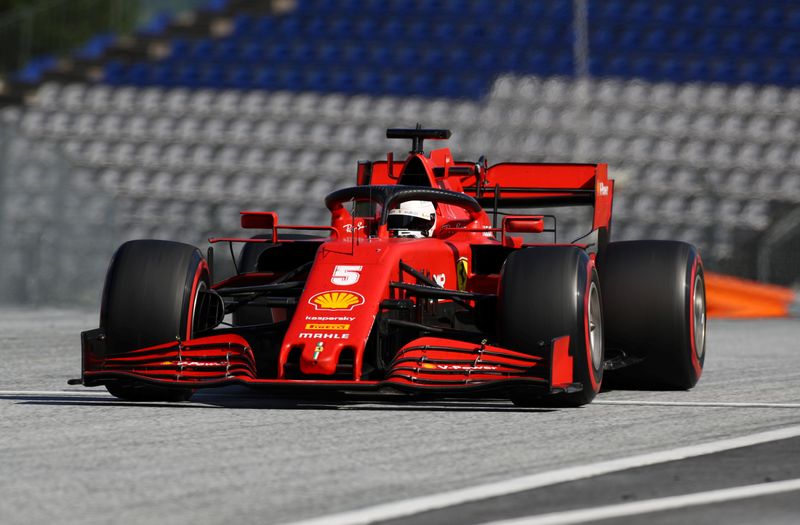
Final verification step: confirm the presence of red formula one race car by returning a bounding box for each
[74,128,706,406]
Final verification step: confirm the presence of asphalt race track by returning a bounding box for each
[1,308,799,525]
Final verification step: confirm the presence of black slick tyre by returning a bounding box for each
[101,240,209,401]
[598,240,706,389]
[499,246,604,407]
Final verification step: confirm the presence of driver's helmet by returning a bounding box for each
[388,200,436,238]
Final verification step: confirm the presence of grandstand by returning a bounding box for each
[1,0,799,305]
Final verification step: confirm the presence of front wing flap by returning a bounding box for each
[383,336,577,394]
[80,329,257,387]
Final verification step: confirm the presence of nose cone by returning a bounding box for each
[299,340,341,375]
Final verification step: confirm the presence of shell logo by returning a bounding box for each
[308,290,365,311]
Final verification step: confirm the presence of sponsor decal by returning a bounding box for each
[343,222,365,233]
[420,363,498,371]
[598,181,609,196]
[308,290,365,311]
[305,316,356,322]
[313,342,324,363]
[456,257,469,291]
[331,265,363,285]
[432,273,446,287]
[163,360,220,367]
[304,323,350,331]
[299,332,350,340]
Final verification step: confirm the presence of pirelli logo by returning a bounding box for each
[304,323,350,331]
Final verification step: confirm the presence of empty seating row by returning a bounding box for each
[589,1,800,29]
[490,76,800,116]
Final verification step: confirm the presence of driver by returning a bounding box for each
[387,200,436,238]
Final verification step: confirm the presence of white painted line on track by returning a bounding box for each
[480,477,800,525]
[281,424,800,525]
[0,389,109,396]
[594,400,800,409]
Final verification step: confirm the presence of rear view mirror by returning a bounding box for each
[241,211,277,230]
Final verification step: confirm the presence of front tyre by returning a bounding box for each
[498,247,604,407]
[101,240,209,401]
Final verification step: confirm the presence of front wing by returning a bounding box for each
[76,330,580,396]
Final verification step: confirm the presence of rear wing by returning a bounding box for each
[455,162,614,234]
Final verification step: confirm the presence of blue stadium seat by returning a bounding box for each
[679,4,703,25]
[125,63,151,86]
[707,5,733,25]
[189,39,214,60]
[59,0,800,97]
[201,63,225,87]
[760,6,784,27]
[626,1,651,21]
[214,39,240,62]
[643,29,668,51]
[669,28,694,52]
[76,34,115,60]
[276,17,301,37]
[594,0,624,20]
[658,57,682,79]
[176,63,201,86]
[252,16,276,37]
[737,60,762,83]
[632,57,657,79]
[167,38,191,60]
[748,32,773,55]
[230,14,254,36]
[710,60,735,83]
[765,62,789,85]
[253,68,277,90]
[722,33,745,54]
[788,8,800,29]
[590,26,614,49]
[103,61,125,84]
[15,55,57,83]
[203,0,228,12]
[652,3,677,23]
[139,12,171,35]
[778,35,799,56]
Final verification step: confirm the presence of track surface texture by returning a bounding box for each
[1,309,799,525]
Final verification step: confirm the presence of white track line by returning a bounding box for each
[594,400,800,409]
[0,390,108,396]
[482,477,800,525]
[281,424,800,525]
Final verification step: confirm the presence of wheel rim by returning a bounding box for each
[693,273,706,360]
[588,281,603,370]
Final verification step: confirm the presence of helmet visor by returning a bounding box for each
[387,214,433,233]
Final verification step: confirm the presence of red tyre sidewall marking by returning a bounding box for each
[583,259,601,393]
[688,256,703,379]
[184,260,209,341]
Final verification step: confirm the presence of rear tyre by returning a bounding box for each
[101,240,208,401]
[499,247,603,407]
[598,241,705,389]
